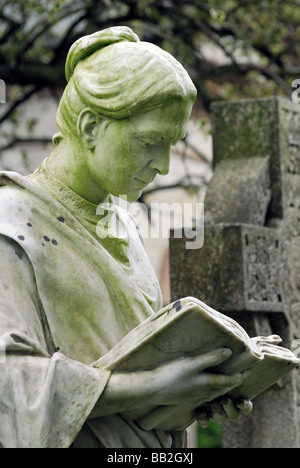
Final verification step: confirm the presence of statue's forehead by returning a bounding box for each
[125,101,192,141]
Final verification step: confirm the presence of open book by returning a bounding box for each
[92,297,299,431]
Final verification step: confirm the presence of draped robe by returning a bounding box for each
[0,161,183,448]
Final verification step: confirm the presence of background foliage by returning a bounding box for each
[1,0,300,153]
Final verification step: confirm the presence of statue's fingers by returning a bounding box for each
[210,400,227,423]
[196,407,210,428]
[201,372,244,389]
[236,398,253,415]
[189,348,232,374]
[221,398,240,420]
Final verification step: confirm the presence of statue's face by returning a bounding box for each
[87,99,193,201]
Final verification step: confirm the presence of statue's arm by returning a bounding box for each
[0,235,110,448]
[89,350,252,429]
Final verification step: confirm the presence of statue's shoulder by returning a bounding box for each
[0,172,37,212]
[0,172,52,231]
[0,172,64,253]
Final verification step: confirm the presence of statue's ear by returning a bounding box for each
[77,108,99,150]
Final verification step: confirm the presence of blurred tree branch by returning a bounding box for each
[0,136,52,152]
[0,0,298,160]
[0,85,43,125]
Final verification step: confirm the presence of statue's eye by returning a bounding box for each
[139,138,158,148]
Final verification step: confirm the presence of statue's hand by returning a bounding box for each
[154,348,247,408]
[134,396,253,432]
[89,348,249,422]
[131,349,251,432]
[196,397,253,428]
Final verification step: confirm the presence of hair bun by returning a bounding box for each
[65,26,140,82]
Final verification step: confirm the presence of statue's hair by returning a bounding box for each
[56,26,197,135]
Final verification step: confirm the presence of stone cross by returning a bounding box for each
[170,97,300,448]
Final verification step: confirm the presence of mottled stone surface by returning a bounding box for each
[211,97,300,220]
[170,225,283,314]
[170,97,300,448]
[205,158,271,226]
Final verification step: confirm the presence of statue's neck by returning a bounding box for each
[44,137,109,205]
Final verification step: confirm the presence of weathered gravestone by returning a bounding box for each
[170,97,300,448]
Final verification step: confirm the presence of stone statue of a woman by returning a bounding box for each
[0,26,252,448]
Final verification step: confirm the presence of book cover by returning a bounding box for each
[93,297,299,430]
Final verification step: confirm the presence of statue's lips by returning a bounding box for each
[134,176,153,186]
